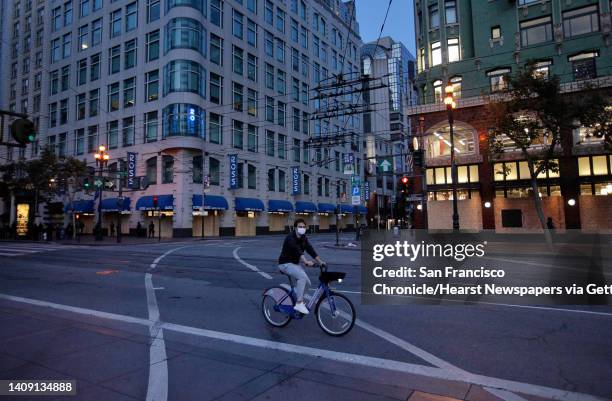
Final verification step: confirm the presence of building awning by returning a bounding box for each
[235,197,265,212]
[357,205,368,215]
[268,199,294,212]
[64,200,94,213]
[136,194,174,211]
[192,194,229,210]
[318,203,336,213]
[340,205,354,214]
[101,197,131,212]
[295,201,317,213]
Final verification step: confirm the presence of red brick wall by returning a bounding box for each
[579,196,612,233]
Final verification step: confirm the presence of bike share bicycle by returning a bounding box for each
[261,263,356,336]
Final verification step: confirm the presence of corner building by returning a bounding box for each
[1,0,364,237]
[409,0,612,232]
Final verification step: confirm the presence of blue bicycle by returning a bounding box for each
[262,263,356,336]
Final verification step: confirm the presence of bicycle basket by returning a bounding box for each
[319,271,346,283]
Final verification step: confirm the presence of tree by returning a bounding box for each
[487,63,611,237]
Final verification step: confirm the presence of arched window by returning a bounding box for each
[162,103,206,138]
[425,123,476,159]
[163,60,206,97]
[164,18,207,56]
[146,157,157,185]
[165,0,206,15]
[450,76,462,99]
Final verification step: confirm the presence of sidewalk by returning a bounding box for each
[0,235,209,246]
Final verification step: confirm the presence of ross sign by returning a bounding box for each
[127,152,137,188]
[291,166,301,195]
[229,154,238,189]
[364,181,370,201]
[343,153,355,175]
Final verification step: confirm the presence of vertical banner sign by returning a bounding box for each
[351,175,361,206]
[229,154,238,189]
[291,166,301,195]
[127,152,137,188]
[343,153,355,175]
[364,181,370,201]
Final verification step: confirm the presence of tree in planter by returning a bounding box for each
[487,63,611,236]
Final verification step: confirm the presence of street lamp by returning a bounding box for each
[94,145,109,241]
[445,83,460,231]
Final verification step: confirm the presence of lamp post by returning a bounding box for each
[444,83,460,231]
[94,145,109,241]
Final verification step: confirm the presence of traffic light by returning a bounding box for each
[83,177,91,190]
[153,196,159,209]
[401,176,409,185]
[10,118,36,145]
[413,150,424,169]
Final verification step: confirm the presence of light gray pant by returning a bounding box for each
[278,263,311,302]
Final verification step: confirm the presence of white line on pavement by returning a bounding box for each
[149,246,189,271]
[232,247,273,279]
[0,292,605,401]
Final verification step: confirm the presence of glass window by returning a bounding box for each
[75,128,85,155]
[209,113,222,144]
[76,94,86,120]
[124,39,137,69]
[431,41,441,66]
[145,70,159,102]
[77,59,87,86]
[445,0,456,24]
[425,125,476,158]
[520,16,552,46]
[433,80,443,103]
[266,130,275,156]
[450,76,462,99]
[166,0,205,14]
[563,5,599,38]
[165,18,206,55]
[488,68,510,92]
[593,155,609,175]
[209,72,222,104]
[146,30,160,61]
[210,0,223,27]
[278,101,285,126]
[123,77,135,108]
[266,96,274,122]
[163,60,205,97]
[145,111,158,142]
[247,124,258,152]
[233,120,244,149]
[162,103,206,138]
[278,134,286,159]
[109,45,120,74]
[78,25,89,51]
[533,61,551,79]
[569,52,598,80]
[233,9,243,39]
[122,116,135,146]
[110,9,122,38]
[248,165,256,189]
[125,2,137,32]
[233,45,244,75]
[247,53,257,81]
[210,34,223,65]
[447,38,460,62]
[162,155,174,183]
[88,89,99,117]
[209,158,220,185]
[108,82,119,111]
[268,169,275,191]
[92,18,102,46]
[147,0,160,22]
[232,82,243,111]
[247,19,257,47]
[491,26,501,39]
[429,4,439,29]
[247,89,257,116]
[107,120,119,148]
[193,155,203,183]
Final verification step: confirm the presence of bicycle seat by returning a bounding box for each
[319,271,345,283]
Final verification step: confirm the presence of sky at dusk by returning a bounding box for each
[355,0,416,55]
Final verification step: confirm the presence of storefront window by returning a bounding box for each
[425,125,475,159]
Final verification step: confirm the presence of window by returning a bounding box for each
[210,34,223,65]
[76,94,86,120]
[246,54,258,82]
[563,5,599,38]
[62,33,72,58]
[145,70,159,101]
[247,89,257,116]
[445,0,456,24]
[293,107,300,132]
[491,26,501,40]
[247,124,258,152]
[123,116,135,146]
[123,78,135,107]
[211,0,223,27]
[300,26,307,48]
[107,121,119,149]
[162,156,174,183]
[293,139,300,161]
[209,113,222,144]
[247,0,256,13]
[59,99,68,125]
[488,68,510,92]
[51,39,61,63]
[233,45,244,75]
[292,78,299,101]
[569,52,598,80]
[163,60,205,97]
[303,174,310,194]
[78,25,89,51]
[110,9,122,38]
[302,112,308,135]
[52,7,62,31]
[266,130,275,156]
[64,1,73,25]
[166,0,206,14]
[75,128,85,155]
[450,76,462,99]
[90,53,100,81]
[93,0,102,11]
[192,155,203,183]
[291,19,298,42]
[210,72,222,104]
[233,120,244,149]
[247,19,257,46]
[124,39,137,69]
[147,0,160,22]
[49,103,58,127]
[431,41,441,66]
[61,66,70,91]
[109,45,120,74]
[233,9,243,39]
[278,134,286,159]
[429,4,439,29]
[268,169,275,191]
[276,69,286,94]
[447,38,460,62]
[265,0,273,24]
[146,30,160,61]
[126,2,137,31]
[92,18,102,46]
[145,111,158,142]
[77,59,87,85]
[232,82,243,111]
[425,125,476,158]
[533,61,551,79]
[266,96,274,122]
[89,89,99,117]
[108,82,120,111]
[520,16,552,46]
[162,104,206,138]
[433,80,443,103]
[276,8,285,32]
[265,63,274,88]
[277,102,285,126]
[265,30,274,56]
[209,158,220,185]
[278,170,286,192]
[165,18,206,55]
[247,165,256,189]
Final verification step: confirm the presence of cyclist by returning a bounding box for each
[278,218,325,314]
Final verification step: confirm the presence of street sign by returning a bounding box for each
[343,153,355,175]
[406,194,423,201]
[379,158,392,173]
[351,175,361,206]
[104,178,115,189]
[94,178,103,188]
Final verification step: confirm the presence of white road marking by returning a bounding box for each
[0,292,605,401]
[232,247,272,279]
[148,246,189,271]
[485,387,531,401]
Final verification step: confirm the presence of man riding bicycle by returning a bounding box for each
[278,219,325,315]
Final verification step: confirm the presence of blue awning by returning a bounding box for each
[136,194,174,211]
[235,197,265,212]
[295,201,317,213]
[318,203,336,213]
[101,197,131,212]
[357,205,368,215]
[268,199,293,212]
[192,194,229,210]
[64,200,94,213]
[340,205,354,214]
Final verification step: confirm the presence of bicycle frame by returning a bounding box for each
[274,279,334,319]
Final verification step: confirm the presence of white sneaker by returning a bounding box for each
[294,302,309,314]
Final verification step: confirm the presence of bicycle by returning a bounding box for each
[261,263,356,336]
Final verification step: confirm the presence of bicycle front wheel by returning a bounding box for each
[262,286,293,327]
[315,292,356,336]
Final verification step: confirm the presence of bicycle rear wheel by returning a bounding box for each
[315,292,356,336]
[262,286,293,327]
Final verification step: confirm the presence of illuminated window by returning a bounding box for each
[447,38,460,62]
[431,41,441,66]
[425,125,476,159]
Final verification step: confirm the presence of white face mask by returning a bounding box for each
[296,227,307,236]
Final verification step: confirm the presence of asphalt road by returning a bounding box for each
[0,234,611,401]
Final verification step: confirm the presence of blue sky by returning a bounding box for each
[355,0,416,55]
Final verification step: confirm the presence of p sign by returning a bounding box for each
[229,154,238,189]
[291,166,301,195]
